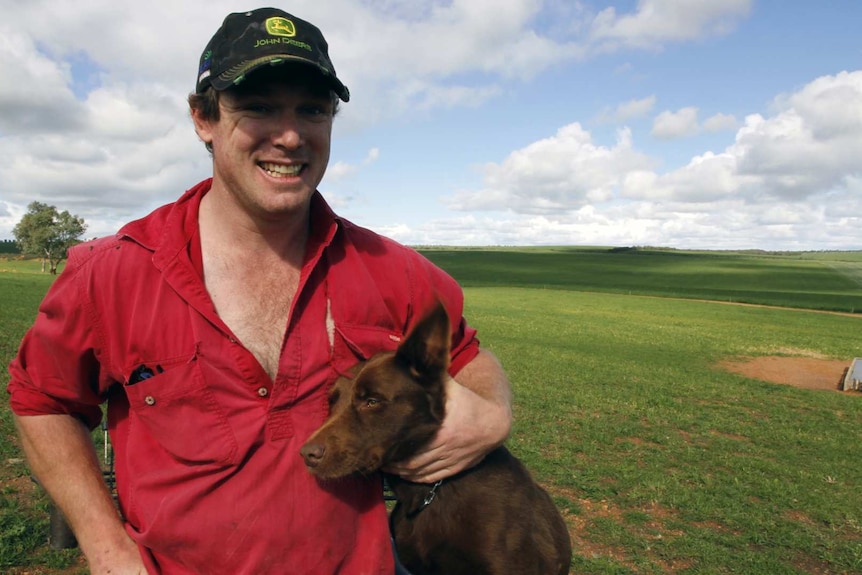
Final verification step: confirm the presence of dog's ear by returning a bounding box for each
[397,302,451,379]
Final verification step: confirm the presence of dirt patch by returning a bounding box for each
[717,356,858,394]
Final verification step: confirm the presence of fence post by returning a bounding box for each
[48,502,78,549]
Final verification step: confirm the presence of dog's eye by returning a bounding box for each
[359,396,385,409]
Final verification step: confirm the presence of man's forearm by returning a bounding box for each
[14,414,140,571]
[454,348,513,422]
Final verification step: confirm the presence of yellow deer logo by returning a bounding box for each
[266,17,296,38]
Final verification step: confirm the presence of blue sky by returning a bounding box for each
[1,0,860,249]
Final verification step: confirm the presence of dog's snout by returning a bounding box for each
[300,442,325,467]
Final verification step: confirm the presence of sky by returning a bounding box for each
[1,0,861,250]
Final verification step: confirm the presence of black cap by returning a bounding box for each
[196,7,349,101]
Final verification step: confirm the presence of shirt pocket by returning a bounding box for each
[124,354,239,466]
[332,323,404,371]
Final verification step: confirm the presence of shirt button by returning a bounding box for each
[144,396,156,406]
[257,387,269,398]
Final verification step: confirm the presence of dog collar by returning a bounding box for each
[405,479,444,518]
[421,480,443,508]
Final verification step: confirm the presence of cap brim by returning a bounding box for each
[210,55,349,102]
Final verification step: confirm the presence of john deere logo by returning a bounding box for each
[266,17,296,37]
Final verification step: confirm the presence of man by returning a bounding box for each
[7,7,512,575]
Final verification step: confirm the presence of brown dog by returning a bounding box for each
[300,303,572,575]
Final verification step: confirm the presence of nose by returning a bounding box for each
[300,442,325,467]
[271,113,302,150]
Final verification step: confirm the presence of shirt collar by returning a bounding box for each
[118,179,341,272]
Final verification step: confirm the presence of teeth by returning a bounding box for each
[261,162,302,177]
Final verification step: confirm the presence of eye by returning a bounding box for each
[354,382,384,410]
[357,395,383,410]
[298,102,333,120]
[227,95,273,115]
[299,104,322,115]
[244,103,273,114]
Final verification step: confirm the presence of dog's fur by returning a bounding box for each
[300,303,572,575]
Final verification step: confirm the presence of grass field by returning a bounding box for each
[1,260,82,572]
[418,246,862,313]
[464,287,861,574]
[1,250,861,574]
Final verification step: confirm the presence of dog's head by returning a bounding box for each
[300,302,451,479]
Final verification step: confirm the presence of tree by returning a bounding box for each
[13,202,87,274]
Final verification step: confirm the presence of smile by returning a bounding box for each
[260,162,302,178]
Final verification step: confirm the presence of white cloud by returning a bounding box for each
[446,70,862,249]
[384,194,860,250]
[772,71,862,139]
[651,107,700,139]
[0,100,206,239]
[623,152,741,201]
[310,0,753,123]
[447,124,655,214]
[390,81,503,113]
[0,0,756,138]
[702,113,738,132]
[641,72,862,203]
[648,109,737,139]
[327,148,381,182]
[0,1,857,252]
[589,0,753,51]
[0,0,588,239]
[305,0,589,125]
[85,84,183,141]
[729,71,862,200]
[596,95,656,124]
[0,28,85,134]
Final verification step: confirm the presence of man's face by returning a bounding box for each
[192,68,335,221]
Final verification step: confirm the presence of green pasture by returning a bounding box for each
[1,251,861,574]
[464,287,861,574]
[1,263,81,570]
[418,246,862,313]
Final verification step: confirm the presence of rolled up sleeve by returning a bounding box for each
[7,258,105,430]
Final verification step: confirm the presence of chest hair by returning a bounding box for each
[203,253,300,381]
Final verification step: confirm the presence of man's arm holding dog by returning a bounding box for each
[387,348,513,483]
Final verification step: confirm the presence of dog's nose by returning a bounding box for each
[300,443,325,467]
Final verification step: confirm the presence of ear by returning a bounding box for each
[397,302,451,379]
[190,106,215,148]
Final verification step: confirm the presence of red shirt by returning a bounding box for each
[8,180,479,574]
